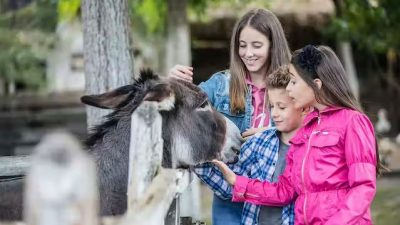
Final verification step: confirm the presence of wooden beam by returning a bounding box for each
[0,92,84,111]
[0,216,121,225]
[0,156,30,176]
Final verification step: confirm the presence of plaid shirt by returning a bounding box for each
[194,127,295,225]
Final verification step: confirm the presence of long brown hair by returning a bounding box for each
[229,8,291,113]
[292,45,384,175]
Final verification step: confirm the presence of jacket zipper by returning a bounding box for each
[301,115,321,225]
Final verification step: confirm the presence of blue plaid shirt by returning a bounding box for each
[194,127,295,225]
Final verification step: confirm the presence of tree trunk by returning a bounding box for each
[386,48,399,134]
[0,78,4,95]
[165,0,199,219]
[81,0,134,129]
[332,0,359,99]
[165,0,191,73]
[337,41,359,99]
[8,80,15,95]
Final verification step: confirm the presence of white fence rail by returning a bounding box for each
[0,102,197,225]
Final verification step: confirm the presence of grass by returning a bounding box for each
[372,177,400,225]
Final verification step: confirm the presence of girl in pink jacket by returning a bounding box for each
[213,45,382,225]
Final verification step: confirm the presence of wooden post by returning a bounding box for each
[122,101,193,225]
[0,156,30,177]
[121,168,190,225]
[24,131,98,225]
[127,102,163,212]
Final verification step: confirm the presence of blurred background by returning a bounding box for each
[0,0,399,224]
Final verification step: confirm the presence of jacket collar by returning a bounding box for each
[302,105,345,126]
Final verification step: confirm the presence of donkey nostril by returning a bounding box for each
[232,147,240,155]
[232,156,239,164]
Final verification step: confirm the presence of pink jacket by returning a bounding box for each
[232,107,377,225]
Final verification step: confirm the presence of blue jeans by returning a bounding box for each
[212,194,243,225]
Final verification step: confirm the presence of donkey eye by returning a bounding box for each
[199,100,209,108]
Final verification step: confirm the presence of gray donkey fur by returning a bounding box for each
[0,70,242,220]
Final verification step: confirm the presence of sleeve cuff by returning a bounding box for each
[232,175,249,202]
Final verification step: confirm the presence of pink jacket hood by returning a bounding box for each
[233,107,377,225]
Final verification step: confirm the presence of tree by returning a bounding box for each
[328,0,400,89]
[326,0,400,132]
[0,0,58,94]
[327,0,360,99]
[81,0,134,129]
[165,0,191,71]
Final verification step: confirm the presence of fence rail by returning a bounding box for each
[0,102,193,225]
[0,156,30,177]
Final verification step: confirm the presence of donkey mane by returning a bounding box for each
[84,69,161,148]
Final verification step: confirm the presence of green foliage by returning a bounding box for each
[325,0,400,53]
[0,0,58,32]
[131,0,167,34]
[0,0,58,90]
[58,0,80,22]
[0,29,53,89]
[130,0,219,35]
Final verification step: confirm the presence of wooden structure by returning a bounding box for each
[0,102,198,225]
[0,92,86,156]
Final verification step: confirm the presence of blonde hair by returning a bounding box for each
[229,8,291,113]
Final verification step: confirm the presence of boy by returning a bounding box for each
[195,66,307,225]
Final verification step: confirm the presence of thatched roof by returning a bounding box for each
[195,0,335,29]
[191,0,335,43]
[270,0,335,28]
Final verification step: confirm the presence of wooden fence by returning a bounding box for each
[0,102,199,225]
[0,92,87,156]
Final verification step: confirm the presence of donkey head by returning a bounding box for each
[81,70,242,168]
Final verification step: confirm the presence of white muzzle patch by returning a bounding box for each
[221,117,242,163]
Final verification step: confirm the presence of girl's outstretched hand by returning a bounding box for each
[212,159,237,186]
[168,64,193,82]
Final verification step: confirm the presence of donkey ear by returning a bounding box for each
[81,85,134,109]
[143,83,175,111]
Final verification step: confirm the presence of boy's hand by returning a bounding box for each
[242,127,268,140]
[212,160,237,185]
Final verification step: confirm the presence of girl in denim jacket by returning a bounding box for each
[214,45,384,225]
[169,8,292,225]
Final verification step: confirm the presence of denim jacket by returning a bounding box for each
[198,70,252,132]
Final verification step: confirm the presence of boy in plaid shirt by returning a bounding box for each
[194,66,308,225]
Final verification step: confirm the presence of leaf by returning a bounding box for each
[58,0,81,22]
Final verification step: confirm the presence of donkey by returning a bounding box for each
[82,70,242,215]
[0,70,242,220]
